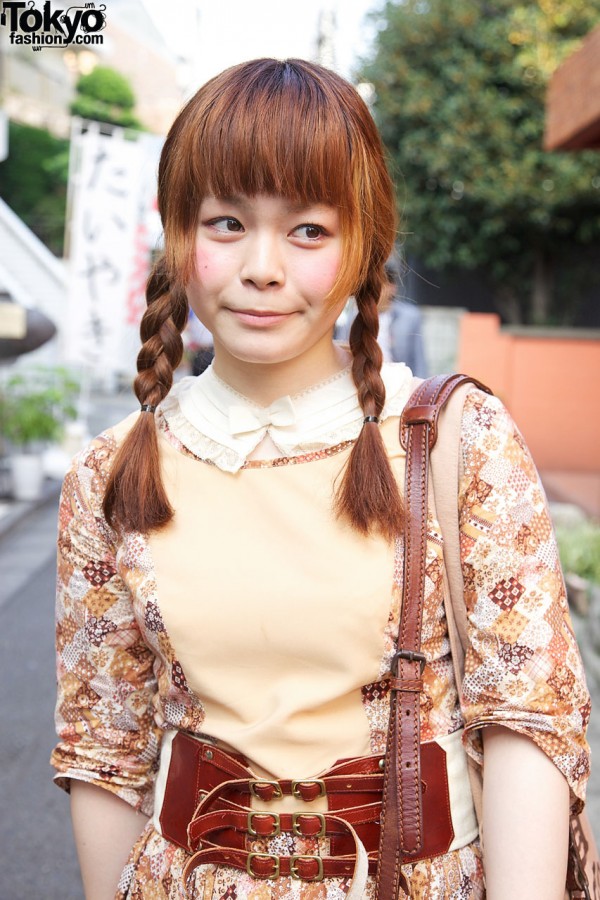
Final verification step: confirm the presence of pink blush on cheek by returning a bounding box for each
[194,247,213,278]
[193,244,236,288]
[303,259,342,297]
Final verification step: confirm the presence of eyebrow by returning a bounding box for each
[211,194,327,215]
[213,194,249,208]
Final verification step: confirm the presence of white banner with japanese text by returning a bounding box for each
[65,125,162,373]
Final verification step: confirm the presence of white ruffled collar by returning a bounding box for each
[158,362,413,473]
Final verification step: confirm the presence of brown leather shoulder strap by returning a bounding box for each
[376,373,490,900]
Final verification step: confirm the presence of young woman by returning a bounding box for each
[52,58,590,900]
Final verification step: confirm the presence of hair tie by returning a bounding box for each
[363,415,379,424]
[140,404,157,414]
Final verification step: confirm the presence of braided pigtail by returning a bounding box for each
[103,257,189,533]
[333,271,403,541]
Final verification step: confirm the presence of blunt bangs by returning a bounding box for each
[159,59,396,303]
[200,64,354,209]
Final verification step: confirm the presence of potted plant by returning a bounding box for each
[0,366,79,501]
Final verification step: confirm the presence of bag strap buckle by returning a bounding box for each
[391,649,426,676]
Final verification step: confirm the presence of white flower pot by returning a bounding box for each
[10,453,45,501]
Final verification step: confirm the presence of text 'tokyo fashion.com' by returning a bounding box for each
[0,1,106,51]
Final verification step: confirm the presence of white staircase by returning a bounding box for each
[0,196,67,363]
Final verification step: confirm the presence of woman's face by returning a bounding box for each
[186,193,346,395]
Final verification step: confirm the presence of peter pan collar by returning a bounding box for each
[158,361,413,473]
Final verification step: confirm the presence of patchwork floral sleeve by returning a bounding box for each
[458,390,590,811]
[50,433,161,816]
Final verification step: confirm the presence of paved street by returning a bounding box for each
[0,488,599,898]
[0,498,83,899]
[0,389,135,900]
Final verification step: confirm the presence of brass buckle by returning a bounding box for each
[290,854,325,882]
[292,812,326,838]
[249,779,283,800]
[246,852,280,880]
[247,811,281,837]
[291,778,326,800]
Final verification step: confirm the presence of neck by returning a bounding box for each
[211,344,352,406]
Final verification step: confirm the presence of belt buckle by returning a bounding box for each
[292,812,326,838]
[246,852,280,880]
[249,779,283,800]
[290,854,324,882]
[247,811,281,837]
[291,778,326,800]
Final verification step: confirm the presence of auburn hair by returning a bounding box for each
[104,58,402,539]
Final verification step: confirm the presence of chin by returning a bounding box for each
[220,339,300,367]
[232,351,296,367]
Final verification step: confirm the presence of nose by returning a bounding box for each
[240,231,285,289]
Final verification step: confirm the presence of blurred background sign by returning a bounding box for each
[64,121,161,374]
[0,301,26,339]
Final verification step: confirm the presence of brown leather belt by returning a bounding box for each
[157,731,455,887]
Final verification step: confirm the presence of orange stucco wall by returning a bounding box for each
[457,313,600,474]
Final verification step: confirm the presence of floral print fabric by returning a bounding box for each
[51,389,590,898]
[458,393,590,807]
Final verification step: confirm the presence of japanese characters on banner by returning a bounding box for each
[65,125,162,373]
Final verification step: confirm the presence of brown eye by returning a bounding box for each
[209,217,243,233]
[294,224,325,240]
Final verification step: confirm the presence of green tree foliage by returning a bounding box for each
[0,121,69,255]
[361,0,600,323]
[0,67,140,255]
[70,66,142,129]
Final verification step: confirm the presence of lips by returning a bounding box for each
[228,308,295,326]
[234,309,291,317]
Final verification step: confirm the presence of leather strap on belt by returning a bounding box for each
[375,374,490,900]
[183,806,370,891]
[157,731,455,893]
